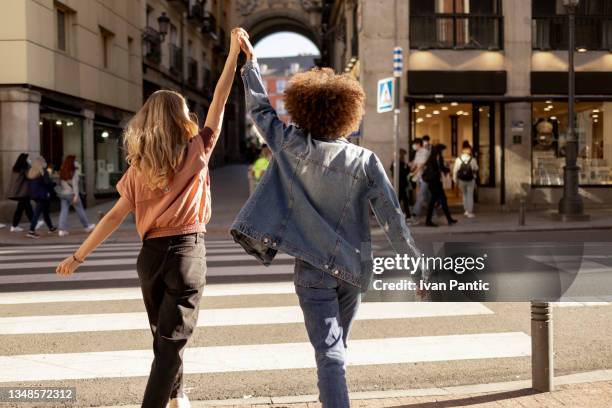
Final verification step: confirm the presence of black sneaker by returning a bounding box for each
[26,231,40,239]
[425,221,438,227]
[48,227,57,233]
[448,218,458,225]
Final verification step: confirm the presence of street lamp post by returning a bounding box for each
[558,0,587,220]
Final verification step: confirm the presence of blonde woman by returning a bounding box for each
[56,28,248,408]
[26,156,57,238]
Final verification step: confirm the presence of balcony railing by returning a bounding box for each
[187,57,198,86]
[533,15,612,51]
[169,44,183,75]
[410,14,503,50]
[202,13,218,40]
[143,26,162,65]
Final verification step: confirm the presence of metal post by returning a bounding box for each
[519,198,526,226]
[392,0,401,194]
[531,301,554,392]
[558,1,585,219]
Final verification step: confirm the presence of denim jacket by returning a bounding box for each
[230,60,424,291]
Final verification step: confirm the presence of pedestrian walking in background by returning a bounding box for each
[6,153,41,232]
[57,155,95,237]
[251,144,271,186]
[453,141,479,218]
[410,137,430,224]
[26,157,57,238]
[422,144,457,227]
[231,35,426,408]
[55,27,247,408]
[390,148,411,218]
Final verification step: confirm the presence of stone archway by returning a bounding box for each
[231,0,323,51]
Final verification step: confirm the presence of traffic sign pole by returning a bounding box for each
[392,47,403,195]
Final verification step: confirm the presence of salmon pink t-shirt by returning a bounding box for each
[117,127,215,241]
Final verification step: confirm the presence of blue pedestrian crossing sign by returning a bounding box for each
[377,77,394,113]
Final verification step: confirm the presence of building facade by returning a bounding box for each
[258,55,317,123]
[325,0,612,208]
[0,0,237,216]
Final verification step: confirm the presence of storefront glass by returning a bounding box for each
[94,125,126,194]
[39,112,83,171]
[411,102,495,186]
[532,101,612,186]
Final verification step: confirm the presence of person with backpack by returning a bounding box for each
[57,155,96,237]
[422,144,457,227]
[26,156,57,238]
[453,141,479,218]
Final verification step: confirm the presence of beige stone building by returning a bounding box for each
[0,0,236,215]
[326,0,612,208]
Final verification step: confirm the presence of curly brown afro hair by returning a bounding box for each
[284,68,365,139]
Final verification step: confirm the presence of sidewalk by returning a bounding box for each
[98,370,612,407]
[1,164,611,245]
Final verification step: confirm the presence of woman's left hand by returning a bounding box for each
[71,195,78,204]
[56,255,82,276]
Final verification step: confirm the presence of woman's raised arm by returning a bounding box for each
[203,28,246,155]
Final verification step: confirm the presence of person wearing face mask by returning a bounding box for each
[57,155,95,237]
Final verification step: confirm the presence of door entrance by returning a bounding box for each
[410,101,495,189]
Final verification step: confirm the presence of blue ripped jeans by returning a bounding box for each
[294,259,362,408]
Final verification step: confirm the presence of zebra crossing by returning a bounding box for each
[0,239,538,402]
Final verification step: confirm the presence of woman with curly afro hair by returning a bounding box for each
[231,34,425,408]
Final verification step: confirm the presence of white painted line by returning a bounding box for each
[0,241,238,254]
[0,265,291,284]
[553,301,610,307]
[0,252,141,262]
[0,251,289,262]
[0,282,298,304]
[0,259,136,270]
[0,332,531,382]
[0,303,492,335]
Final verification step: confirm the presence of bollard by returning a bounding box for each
[531,301,554,392]
[518,198,526,226]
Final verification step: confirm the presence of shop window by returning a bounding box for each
[532,101,611,186]
[39,113,83,172]
[411,101,495,186]
[94,126,127,194]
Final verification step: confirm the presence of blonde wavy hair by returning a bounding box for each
[123,90,199,189]
[27,157,47,179]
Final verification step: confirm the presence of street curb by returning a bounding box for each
[96,369,612,407]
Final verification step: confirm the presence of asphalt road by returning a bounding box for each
[0,229,611,407]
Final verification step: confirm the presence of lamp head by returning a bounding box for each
[157,12,170,39]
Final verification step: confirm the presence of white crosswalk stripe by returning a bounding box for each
[0,303,493,334]
[0,333,531,383]
[0,240,533,390]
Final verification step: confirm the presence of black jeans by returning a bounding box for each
[136,232,206,408]
[12,198,33,227]
[30,199,54,231]
[426,180,453,223]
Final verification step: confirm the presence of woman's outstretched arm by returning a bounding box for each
[56,196,132,275]
[202,28,246,155]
